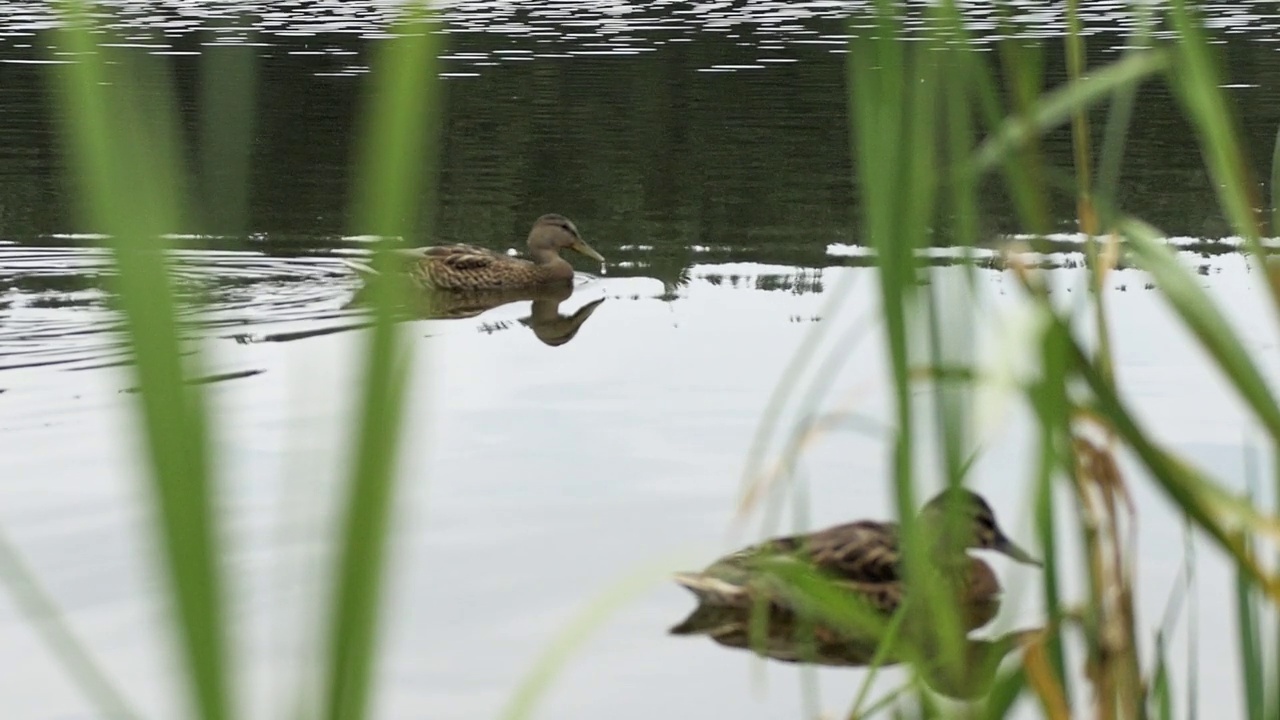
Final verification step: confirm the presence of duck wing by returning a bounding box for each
[675,521,905,613]
[798,520,904,584]
[419,244,507,270]
[695,520,901,584]
[344,245,505,273]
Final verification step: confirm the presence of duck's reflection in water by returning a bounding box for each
[391,281,605,347]
[517,292,606,347]
[259,280,606,347]
[670,598,1041,700]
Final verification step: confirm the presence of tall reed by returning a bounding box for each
[0,2,440,720]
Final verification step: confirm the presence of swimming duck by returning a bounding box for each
[346,214,605,291]
[670,488,1040,657]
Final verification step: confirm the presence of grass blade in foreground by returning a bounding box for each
[49,5,230,719]
[0,529,139,719]
[321,8,441,720]
[498,560,686,720]
[971,50,1169,175]
[1121,219,1280,441]
[1166,1,1263,247]
[197,15,259,235]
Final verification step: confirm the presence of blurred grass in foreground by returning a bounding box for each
[2,1,1280,720]
[517,1,1280,718]
[0,1,439,719]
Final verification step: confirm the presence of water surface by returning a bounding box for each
[0,3,1278,718]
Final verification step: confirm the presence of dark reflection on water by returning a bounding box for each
[0,2,1276,269]
[668,566,1039,700]
[672,603,1040,701]
[342,273,608,346]
[667,559,1044,700]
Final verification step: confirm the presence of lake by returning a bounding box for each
[0,2,1277,718]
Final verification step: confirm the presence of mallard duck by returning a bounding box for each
[670,488,1040,659]
[345,214,605,291]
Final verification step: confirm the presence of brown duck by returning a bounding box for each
[347,214,605,291]
[670,488,1041,677]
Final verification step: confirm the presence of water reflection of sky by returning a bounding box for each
[0,249,1271,718]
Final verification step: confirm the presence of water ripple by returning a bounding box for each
[0,245,360,372]
[0,1,1272,78]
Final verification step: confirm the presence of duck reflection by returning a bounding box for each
[345,277,605,347]
[671,597,1040,699]
[669,488,1042,699]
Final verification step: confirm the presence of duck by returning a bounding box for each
[344,214,605,291]
[669,488,1041,675]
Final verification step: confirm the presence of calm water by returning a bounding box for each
[0,2,1278,718]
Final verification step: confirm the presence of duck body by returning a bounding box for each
[669,489,1040,670]
[403,243,572,290]
[675,515,1003,622]
[351,214,605,292]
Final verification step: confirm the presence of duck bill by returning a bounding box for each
[571,238,606,263]
[994,535,1042,567]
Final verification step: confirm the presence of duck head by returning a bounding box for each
[919,488,1041,567]
[528,214,605,263]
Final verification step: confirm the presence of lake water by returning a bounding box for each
[0,2,1278,718]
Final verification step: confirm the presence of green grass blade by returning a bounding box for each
[972,50,1169,175]
[1066,339,1280,597]
[321,9,441,720]
[1064,0,1093,219]
[1271,121,1280,234]
[1274,458,1280,720]
[751,558,897,641]
[847,0,921,589]
[1121,218,1280,441]
[499,560,682,720]
[198,15,259,234]
[0,529,140,719]
[738,275,866,517]
[1166,1,1262,243]
[48,4,230,719]
[1028,318,1072,697]
[940,11,979,249]
[1151,633,1173,720]
[1242,451,1274,720]
[850,684,909,719]
[975,28,1051,233]
[847,610,909,716]
[1235,514,1265,718]
[981,665,1030,720]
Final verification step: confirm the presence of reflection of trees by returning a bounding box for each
[0,22,1275,259]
